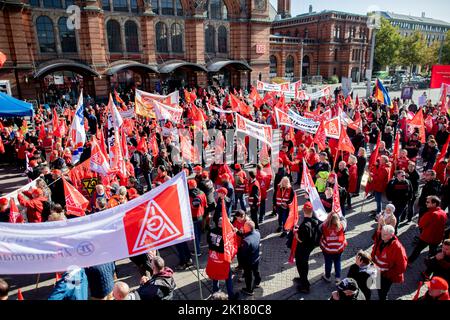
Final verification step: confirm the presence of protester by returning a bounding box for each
[238,220,261,296]
[329,278,366,300]
[347,250,377,300]
[413,276,449,301]
[85,262,116,300]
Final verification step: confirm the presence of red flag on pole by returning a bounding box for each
[9,198,24,223]
[407,108,426,143]
[17,289,24,300]
[284,191,299,231]
[0,135,4,154]
[390,131,401,180]
[365,133,381,194]
[313,122,327,151]
[337,126,355,154]
[90,137,111,176]
[332,174,343,217]
[433,135,450,172]
[63,178,89,217]
[222,200,238,263]
[149,133,159,157]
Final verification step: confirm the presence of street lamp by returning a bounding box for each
[366,12,381,98]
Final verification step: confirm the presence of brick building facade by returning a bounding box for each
[270,4,372,83]
[0,0,271,102]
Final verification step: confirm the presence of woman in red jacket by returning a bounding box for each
[17,188,48,223]
[371,225,408,300]
[370,156,391,214]
[320,213,347,284]
[347,155,358,203]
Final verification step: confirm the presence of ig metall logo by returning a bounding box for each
[76,241,95,256]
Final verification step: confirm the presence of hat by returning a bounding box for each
[337,278,359,292]
[188,180,197,189]
[234,164,241,170]
[201,171,209,179]
[303,202,313,210]
[52,169,62,175]
[427,277,448,291]
[127,188,139,200]
[220,173,230,181]
[319,152,327,157]
[193,165,203,173]
[217,187,228,195]
[0,198,7,206]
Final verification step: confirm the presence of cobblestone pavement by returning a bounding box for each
[1,162,432,301]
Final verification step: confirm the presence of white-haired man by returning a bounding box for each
[371,225,408,300]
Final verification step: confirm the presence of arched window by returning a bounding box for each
[205,25,216,53]
[175,0,183,16]
[113,0,128,12]
[107,20,122,52]
[171,23,183,53]
[218,26,227,53]
[125,21,139,52]
[36,16,56,53]
[43,0,62,8]
[161,0,174,15]
[155,22,168,52]
[270,55,277,77]
[210,0,222,19]
[285,55,294,80]
[102,0,110,10]
[58,17,77,53]
[151,0,159,14]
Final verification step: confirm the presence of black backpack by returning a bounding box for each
[41,200,52,222]
[310,218,322,248]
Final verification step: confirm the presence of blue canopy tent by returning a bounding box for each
[0,92,34,117]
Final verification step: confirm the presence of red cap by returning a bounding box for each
[193,165,203,173]
[220,173,230,181]
[0,198,7,206]
[303,202,313,210]
[201,171,209,179]
[32,188,44,198]
[234,164,241,170]
[52,169,61,175]
[188,180,197,189]
[427,277,449,291]
[217,187,228,195]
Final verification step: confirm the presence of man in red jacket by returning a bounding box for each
[370,155,391,214]
[372,224,408,300]
[17,188,48,223]
[408,196,448,264]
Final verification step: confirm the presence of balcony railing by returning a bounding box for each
[270,36,317,45]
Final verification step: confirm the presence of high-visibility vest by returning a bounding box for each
[234,171,247,193]
[320,224,347,254]
[276,187,292,208]
[248,180,260,207]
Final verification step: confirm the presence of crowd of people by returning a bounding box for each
[0,83,449,301]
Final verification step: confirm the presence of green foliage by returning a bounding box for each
[440,30,450,64]
[398,31,427,70]
[374,18,402,68]
[328,75,339,84]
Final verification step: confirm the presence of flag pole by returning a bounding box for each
[35,274,40,290]
[191,234,204,300]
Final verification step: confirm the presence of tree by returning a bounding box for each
[422,41,440,72]
[439,30,450,64]
[398,31,427,75]
[374,18,403,69]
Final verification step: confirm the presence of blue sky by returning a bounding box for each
[269,0,450,23]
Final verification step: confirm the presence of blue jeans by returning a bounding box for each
[323,252,342,279]
[193,220,202,254]
[175,242,191,265]
[212,270,234,299]
[278,207,289,229]
[234,193,247,211]
[374,192,383,213]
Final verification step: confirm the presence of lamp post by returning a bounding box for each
[366,12,381,98]
[299,39,304,84]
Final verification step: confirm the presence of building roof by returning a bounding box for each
[272,9,367,24]
[379,11,450,27]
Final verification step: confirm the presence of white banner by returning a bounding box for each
[256,80,302,93]
[212,106,234,114]
[274,108,319,134]
[119,108,135,119]
[235,113,273,146]
[0,172,194,275]
[151,99,183,123]
[301,160,327,221]
[3,178,39,204]
[135,89,180,118]
[308,86,331,100]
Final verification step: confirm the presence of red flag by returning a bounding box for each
[230,94,251,116]
[190,103,206,124]
[68,158,98,195]
[17,289,24,300]
[355,95,360,107]
[136,135,149,153]
[149,133,159,157]
[284,191,298,231]
[90,137,111,176]
[53,119,67,138]
[440,84,449,115]
[0,51,6,68]
[52,108,58,131]
[63,178,89,217]
[96,127,108,158]
[348,110,362,131]
[390,131,401,180]
[408,108,426,143]
[249,86,261,102]
[274,94,287,112]
[345,95,353,106]
[313,122,327,151]
[55,273,62,283]
[0,135,4,154]
[337,126,355,154]
[332,174,343,217]
[222,200,238,263]
[424,115,434,133]
[433,135,450,172]
[365,134,381,194]
[9,198,24,223]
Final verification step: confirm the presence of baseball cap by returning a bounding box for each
[427,276,448,291]
[193,165,203,173]
[337,278,359,292]
[0,198,7,206]
[201,171,209,179]
[217,187,228,195]
[188,180,197,189]
[234,164,241,170]
[303,202,313,210]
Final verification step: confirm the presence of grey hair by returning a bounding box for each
[382,225,395,235]
[386,204,396,213]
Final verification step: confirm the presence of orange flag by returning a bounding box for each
[408,108,426,143]
[63,178,89,217]
[222,200,238,263]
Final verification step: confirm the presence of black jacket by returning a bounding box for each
[406,169,420,195]
[237,230,261,267]
[296,217,320,250]
[136,267,176,300]
[198,179,216,206]
[386,178,413,204]
[419,179,442,208]
[347,264,377,300]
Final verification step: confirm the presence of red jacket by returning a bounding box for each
[17,192,47,223]
[189,189,207,221]
[397,156,410,172]
[371,164,390,193]
[348,164,358,193]
[371,230,408,283]
[320,224,347,254]
[256,171,270,200]
[418,207,447,245]
[233,170,247,193]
